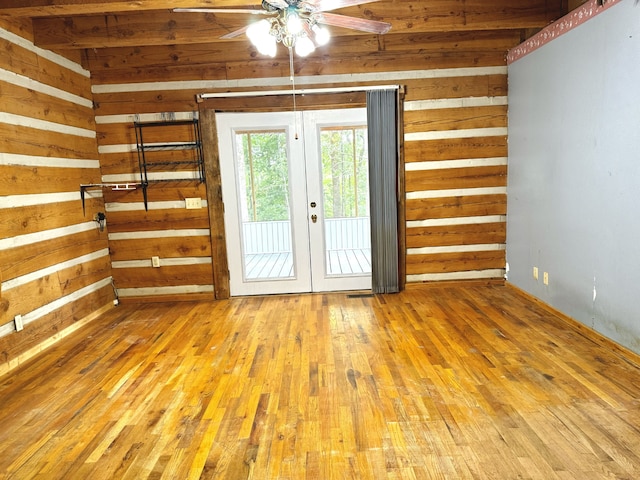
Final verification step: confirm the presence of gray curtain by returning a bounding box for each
[367,89,399,294]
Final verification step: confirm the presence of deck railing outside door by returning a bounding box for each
[242,218,370,255]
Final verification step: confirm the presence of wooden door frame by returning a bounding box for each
[199,105,230,299]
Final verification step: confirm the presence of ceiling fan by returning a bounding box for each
[175,0,391,57]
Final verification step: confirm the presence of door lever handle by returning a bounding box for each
[311,214,317,223]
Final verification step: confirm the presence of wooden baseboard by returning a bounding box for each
[506,282,640,368]
[117,293,216,304]
[405,278,505,289]
[0,301,115,378]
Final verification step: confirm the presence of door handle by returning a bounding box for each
[311,214,317,223]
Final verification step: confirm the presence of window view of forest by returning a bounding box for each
[235,126,368,223]
[320,126,368,219]
[235,130,290,222]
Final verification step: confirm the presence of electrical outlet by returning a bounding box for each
[14,314,23,332]
[151,256,161,268]
[533,266,539,280]
[543,272,549,285]
[185,197,201,209]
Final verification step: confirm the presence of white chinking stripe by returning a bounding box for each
[405,127,507,142]
[0,112,96,138]
[0,278,113,338]
[407,244,505,255]
[91,66,507,94]
[1,249,110,292]
[0,191,83,209]
[111,257,212,268]
[0,28,90,78]
[0,69,93,108]
[404,96,507,111]
[0,222,97,251]
[107,229,210,240]
[405,157,507,171]
[117,285,214,297]
[407,215,506,228]
[406,186,507,200]
[0,152,100,169]
[407,269,505,282]
[98,144,136,154]
[105,200,209,212]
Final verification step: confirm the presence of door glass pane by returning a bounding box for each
[320,126,371,276]
[235,130,294,280]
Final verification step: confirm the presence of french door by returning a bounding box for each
[217,108,372,296]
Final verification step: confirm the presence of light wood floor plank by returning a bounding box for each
[1,286,640,479]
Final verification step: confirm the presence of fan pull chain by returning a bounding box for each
[288,47,299,140]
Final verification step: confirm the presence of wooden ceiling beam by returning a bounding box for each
[31,1,563,49]
[0,1,249,17]
[33,11,249,49]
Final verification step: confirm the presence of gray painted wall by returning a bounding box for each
[507,0,640,353]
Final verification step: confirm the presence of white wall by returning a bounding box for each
[507,0,640,353]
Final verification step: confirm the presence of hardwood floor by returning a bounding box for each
[1,285,640,479]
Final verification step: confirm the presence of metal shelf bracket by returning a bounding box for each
[80,182,141,215]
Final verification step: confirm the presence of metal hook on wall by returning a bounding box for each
[94,212,106,232]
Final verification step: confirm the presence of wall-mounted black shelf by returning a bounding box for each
[134,118,206,210]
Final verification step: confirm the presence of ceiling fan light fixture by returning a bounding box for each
[246,12,319,56]
[246,18,271,43]
[180,1,391,57]
[282,34,296,49]
[295,35,316,56]
[247,19,278,56]
[262,37,278,57]
[311,24,330,46]
[285,11,304,35]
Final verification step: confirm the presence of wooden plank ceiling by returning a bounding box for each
[0,0,565,52]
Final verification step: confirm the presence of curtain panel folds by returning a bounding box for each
[367,89,400,294]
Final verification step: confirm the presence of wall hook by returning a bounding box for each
[94,212,106,232]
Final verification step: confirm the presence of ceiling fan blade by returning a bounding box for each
[305,0,382,13]
[220,24,253,39]
[173,8,272,15]
[315,12,391,34]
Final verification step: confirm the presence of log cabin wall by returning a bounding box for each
[0,18,114,374]
[88,32,517,302]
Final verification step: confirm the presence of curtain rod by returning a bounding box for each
[198,85,401,100]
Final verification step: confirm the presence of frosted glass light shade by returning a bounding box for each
[247,19,277,57]
[247,19,271,43]
[295,35,315,56]
[312,25,330,46]
[286,13,303,35]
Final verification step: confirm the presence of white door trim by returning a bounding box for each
[217,111,312,296]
